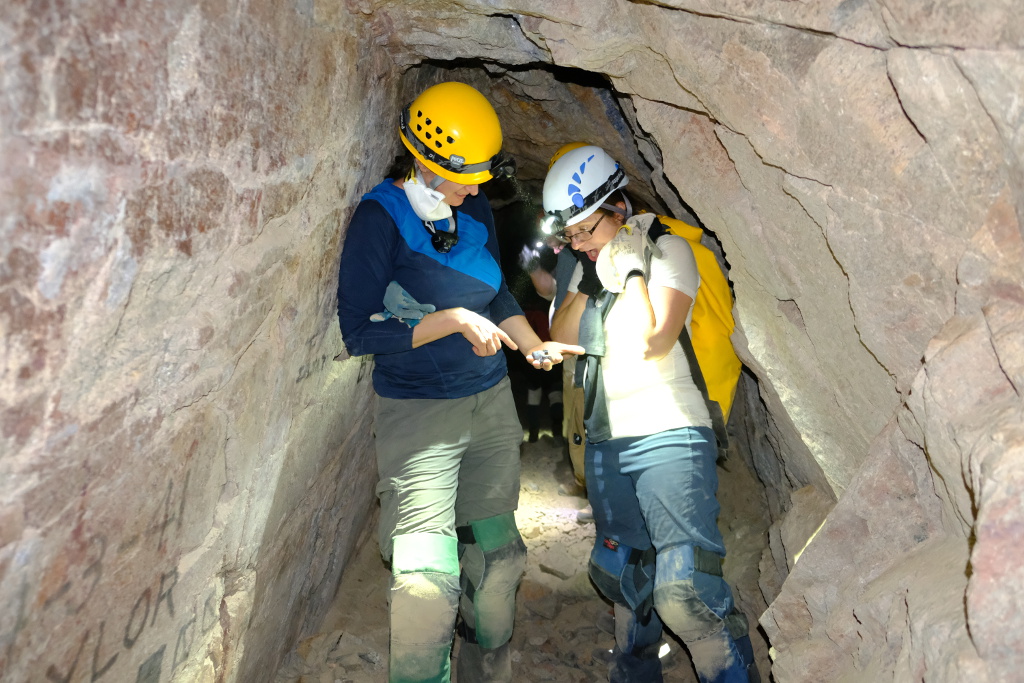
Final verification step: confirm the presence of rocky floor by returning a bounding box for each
[274,429,771,683]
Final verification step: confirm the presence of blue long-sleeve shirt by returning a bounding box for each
[337,180,523,399]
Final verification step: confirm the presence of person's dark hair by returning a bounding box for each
[386,150,416,180]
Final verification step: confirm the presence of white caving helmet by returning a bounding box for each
[540,145,629,240]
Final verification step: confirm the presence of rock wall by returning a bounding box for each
[3,0,1022,681]
[1,2,396,681]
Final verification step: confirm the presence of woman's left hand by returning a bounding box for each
[524,341,586,371]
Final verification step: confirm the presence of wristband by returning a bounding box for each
[624,269,645,282]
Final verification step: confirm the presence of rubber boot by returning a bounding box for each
[389,534,460,683]
[389,571,458,683]
[453,513,524,683]
[526,405,541,442]
[609,641,663,683]
[455,634,512,683]
[549,402,564,447]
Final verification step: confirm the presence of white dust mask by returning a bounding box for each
[402,169,453,223]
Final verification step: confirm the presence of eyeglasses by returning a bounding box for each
[557,214,605,244]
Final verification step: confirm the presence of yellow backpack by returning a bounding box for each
[656,215,742,421]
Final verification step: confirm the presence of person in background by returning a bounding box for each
[545,145,757,683]
[515,240,564,445]
[516,243,594,521]
[337,81,584,683]
[519,239,558,303]
[519,143,598,522]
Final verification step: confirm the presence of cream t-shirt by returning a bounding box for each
[568,234,711,439]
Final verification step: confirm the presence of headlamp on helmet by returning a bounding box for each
[539,213,566,241]
[489,152,517,180]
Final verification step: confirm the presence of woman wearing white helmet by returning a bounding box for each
[337,82,583,683]
[546,145,759,683]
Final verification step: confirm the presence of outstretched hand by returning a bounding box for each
[525,341,586,371]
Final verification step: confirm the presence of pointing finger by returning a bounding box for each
[497,328,517,351]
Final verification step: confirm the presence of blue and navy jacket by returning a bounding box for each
[337,179,523,399]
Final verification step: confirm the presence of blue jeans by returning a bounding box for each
[586,427,752,683]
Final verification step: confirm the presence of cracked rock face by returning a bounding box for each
[1,1,1021,682]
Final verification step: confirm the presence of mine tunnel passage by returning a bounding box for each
[5,2,1017,680]
[279,61,782,682]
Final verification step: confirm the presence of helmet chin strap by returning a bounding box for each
[410,162,447,191]
[600,195,633,222]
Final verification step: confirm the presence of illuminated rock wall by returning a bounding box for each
[0,3,392,681]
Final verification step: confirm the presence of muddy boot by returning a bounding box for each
[609,642,663,683]
[389,535,460,683]
[454,632,512,683]
[526,405,541,442]
[549,402,564,447]
[453,513,524,683]
[576,504,594,524]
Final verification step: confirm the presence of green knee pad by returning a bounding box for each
[458,513,526,649]
[459,511,522,552]
[392,533,460,576]
[390,534,460,683]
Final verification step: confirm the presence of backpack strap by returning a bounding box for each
[576,290,618,443]
[646,216,671,242]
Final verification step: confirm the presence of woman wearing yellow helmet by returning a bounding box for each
[337,82,583,683]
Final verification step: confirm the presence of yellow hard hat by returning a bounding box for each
[548,141,590,170]
[399,82,516,184]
